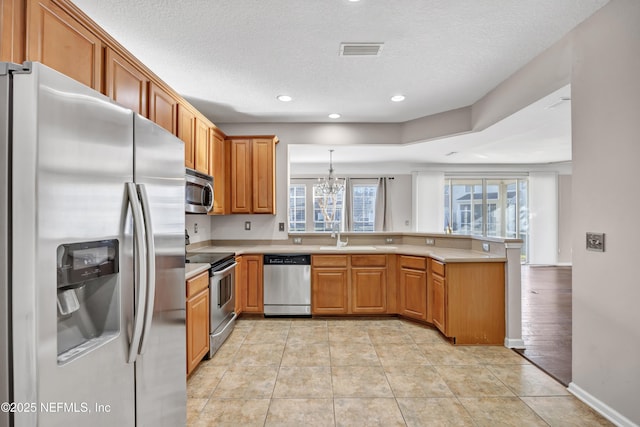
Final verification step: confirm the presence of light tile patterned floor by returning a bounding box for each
[187,318,612,427]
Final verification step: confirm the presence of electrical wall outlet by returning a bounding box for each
[425,238,435,246]
[385,238,394,244]
[586,232,605,252]
[279,222,285,232]
[193,223,198,234]
[482,242,490,252]
[244,221,251,231]
[293,237,303,245]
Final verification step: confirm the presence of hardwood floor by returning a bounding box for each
[516,265,572,386]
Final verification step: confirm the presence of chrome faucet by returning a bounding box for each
[331,224,348,247]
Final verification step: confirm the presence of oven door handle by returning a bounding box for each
[212,262,237,276]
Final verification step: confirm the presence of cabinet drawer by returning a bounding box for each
[399,255,426,270]
[351,254,387,267]
[312,255,348,267]
[431,259,446,277]
[187,271,209,298]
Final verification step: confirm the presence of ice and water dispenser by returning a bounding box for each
[56,240,120,365]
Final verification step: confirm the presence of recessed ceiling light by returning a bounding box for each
[328,113,341,119]
[348,0,361,2]
[391,95,405,102]
[277,95,293,102]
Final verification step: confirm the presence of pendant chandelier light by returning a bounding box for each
[317,149,344,196]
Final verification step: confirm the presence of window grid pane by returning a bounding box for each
[288,184,306,232]
[352,184,377,232]
[445,178,528,263]
[313,184,344,231]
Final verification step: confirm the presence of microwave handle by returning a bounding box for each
[203,182,214,212]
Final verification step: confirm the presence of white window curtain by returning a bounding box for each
[374,177,391,231]
[341,177,352,232]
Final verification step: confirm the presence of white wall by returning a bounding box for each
[569,1,640,425]
[412,171,445,232]
[528,172,559,265]
[557,174,573,265]
[185,214,211,244]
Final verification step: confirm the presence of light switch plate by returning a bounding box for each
[244,221,251,231]
[482,242,490,252]
[279,222,285,232]
[586,232,605,252]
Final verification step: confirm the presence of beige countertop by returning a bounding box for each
[185,263,210,280]
[188,244,506,263]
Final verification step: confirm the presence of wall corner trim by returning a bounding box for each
[503,338,525,349]
[568,382,639,427]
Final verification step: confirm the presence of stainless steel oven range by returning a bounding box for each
[186,252,236,357]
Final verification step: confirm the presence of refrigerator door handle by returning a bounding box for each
[137,183,156,355]
[127,182,147,364]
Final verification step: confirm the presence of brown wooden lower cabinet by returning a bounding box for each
[398,255,428,321]
[311,268,349,314]
[429,260,505,345]
[351,268,387,313]
[312,254,389,315]
[238,254,263,313]
[186,271,209,376]
[431,271,446,332]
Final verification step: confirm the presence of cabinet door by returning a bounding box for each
[209,129,228,214]
[432,274,446,334]
[194,118,209,173]
[186,288,209,376]
[351,268,386,313]
[230,139,252,213]
[234,256,244,315]
[177,104,195,169]
[399,268,427,320]
[252,138,275,214]
[149,82,177,134]
[243,255,263,313]
[105,48,148,116]
[312,268,348,314]
[27,0,102,90]
[1,0,25,63]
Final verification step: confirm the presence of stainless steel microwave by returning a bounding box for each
[185,168,214,214]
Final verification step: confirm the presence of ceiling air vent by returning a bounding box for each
[339,42,384,56]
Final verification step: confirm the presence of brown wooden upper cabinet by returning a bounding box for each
[194,118,209,173]
[26,0,102,90]
[228,136,278,214]
[208,129,229,215]
[178,104,210,173]
[148,82,177,135]
[105,47,148,116]
[177,104,196,169]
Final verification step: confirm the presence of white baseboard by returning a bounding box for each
[568,382,638,427]
[504,338,525,349]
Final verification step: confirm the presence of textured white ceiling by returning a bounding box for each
[72,0,607,124]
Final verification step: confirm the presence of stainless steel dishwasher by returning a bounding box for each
[263,254,311,316]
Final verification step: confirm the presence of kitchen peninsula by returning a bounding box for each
[187,232,523,348]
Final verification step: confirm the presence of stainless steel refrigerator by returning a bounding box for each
[0,62,186,426]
